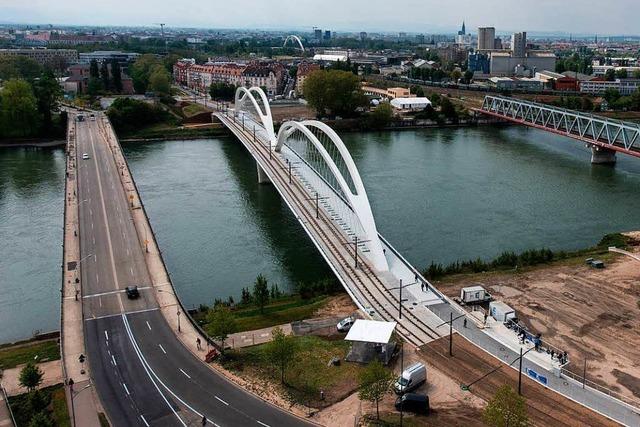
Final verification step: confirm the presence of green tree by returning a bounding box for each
[604,68,616,81]
[19,363,43,392]
[253,274,270,314]
[265,326,297,384]
[450,69,462,82]
[28,412,54,427]
[440,97,458,121]
[367,102,394,129]
[615,68,628,79]
[0,56,43,81]
[206,305,237,355]
[34,70,62,134]
[358,360,394,420]
[209,82,236,101]
[111,59,122,93]
[633,69,640,80]
[410,85,425,97]
[130,54,164,93]
[603,88,621,104]
[0,79,39,137]
[100,60,110,91]
[89,59,100,80]
[482,385,529,427]
[148,66,171,95]
[106,97,170,134]
[303,69,367,118]
[464,70,474,83]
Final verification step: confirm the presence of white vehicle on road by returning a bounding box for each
[82,153,90,160]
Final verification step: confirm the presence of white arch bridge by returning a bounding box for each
[210,87,640,425]
[220,86,449,346]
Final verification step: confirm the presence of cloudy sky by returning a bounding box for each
[2,0,639,35]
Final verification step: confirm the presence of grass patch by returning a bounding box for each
[98,412,110,427]
[199,295,330,333]
[8,384,69,427]
[367,413,423,427]
[182,103,208,117]
[221,335,364,407]
[0,339,59,370]
[120,123,228,140]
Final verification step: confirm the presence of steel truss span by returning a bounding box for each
[478,95,640,158]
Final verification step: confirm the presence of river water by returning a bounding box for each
[2,126,640,342]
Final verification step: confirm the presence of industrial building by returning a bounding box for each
[0,48,78,67]
[478,27,496,51]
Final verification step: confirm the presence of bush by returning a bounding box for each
[106,97,171,134]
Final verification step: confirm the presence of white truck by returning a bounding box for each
[394,362,427,395]
[460,285,491,304]
[489,301,517,323]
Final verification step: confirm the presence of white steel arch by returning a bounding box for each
[276,120,389,272]
[283,35,305,52]
[235,86,277,146]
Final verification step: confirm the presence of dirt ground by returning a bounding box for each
[314,293,359,318]
[422,334,618,427]
[270,104,316,122]
[315,343,485,427]
[436,232,640,403]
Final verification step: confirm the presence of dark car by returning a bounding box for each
[125,286,140,299]
[395,393,430,415]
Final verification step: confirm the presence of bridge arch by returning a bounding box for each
[283,35,305,52]
[276,120,389,271]
[234,86,277,147]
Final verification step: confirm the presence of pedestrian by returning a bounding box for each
[463,318,467,328]
[196,337,202,350]
[201,415,207,426]
[421,282,425,292]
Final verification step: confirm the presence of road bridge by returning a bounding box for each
[476,95,640,164]
[62,111,310,426]
[213,87,640,426]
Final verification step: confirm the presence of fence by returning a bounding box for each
[561,367,640,411]
[1,386,17,427]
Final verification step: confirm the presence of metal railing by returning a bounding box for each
[1,386,17,427]
[561,367,640,411]
[478,95,640,157]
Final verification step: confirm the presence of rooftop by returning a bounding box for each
[345,320,397,344]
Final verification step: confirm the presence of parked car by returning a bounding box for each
[90,114,96,121]
[125,286,140,299]
[394,362,427,394]
[82,153,90,160]
[337,316,355,332]
[394,393,430,414]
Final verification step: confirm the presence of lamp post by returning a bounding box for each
[177,309,181,332]
[68,378,92,427]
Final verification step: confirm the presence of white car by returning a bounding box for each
[82,153,90,160]
[337,316,355,332]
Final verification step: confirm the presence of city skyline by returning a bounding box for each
[2,0,640,36]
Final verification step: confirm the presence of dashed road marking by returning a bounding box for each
[158,344,166,354]
[179,368,191,379]
[104,330,109,341]
[146,321,151,330]
[257,421,270,427]
[214,396,228,406]
[122,382,130,395]
[140,415,149,427]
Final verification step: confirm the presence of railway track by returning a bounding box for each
[220,113,442,347]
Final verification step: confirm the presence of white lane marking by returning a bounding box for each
[89,208,93,216]
[126,248,130,256]
[179,368,191,379]
[85,307,159,321]
[158,344,166,354]
[130,267,134,276]
[104,330,109,341]
[111,355,117,366]
[121,315,187,427]
[146,321,151,330]
[122,382,130,395]
[91,222,94,230]
[214,396,229,406]
[257,422,270,427]
[92,236,95,245]
[96,274,99,283]
[140,415,150,427]
[99,297,102,308]
[83,286,152,299]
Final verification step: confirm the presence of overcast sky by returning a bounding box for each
[2,0,639,35]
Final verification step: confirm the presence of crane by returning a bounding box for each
[153,23,167,54]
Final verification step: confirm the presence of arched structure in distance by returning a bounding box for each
[276,120,389,271]
[234,86,277,147]
[283,35,305,52]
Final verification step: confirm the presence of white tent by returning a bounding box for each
[345,320,397,344]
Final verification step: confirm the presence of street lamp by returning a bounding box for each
[157,289,181,332]
[68,378,92,427]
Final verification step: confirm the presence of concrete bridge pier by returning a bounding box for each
[589,145,617,165]
[257,162,271,184]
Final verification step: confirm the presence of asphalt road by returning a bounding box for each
[74,113,309,427]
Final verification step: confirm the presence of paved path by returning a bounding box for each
[0,389,15,427]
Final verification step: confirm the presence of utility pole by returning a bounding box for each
[518,347,523,395]
[354,236,358,268]
[399,279,403,319]
[400,339,404,426]
[449,312,453,356]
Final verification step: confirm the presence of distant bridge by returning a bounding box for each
[476,95,640,164]
[283,35,304,52]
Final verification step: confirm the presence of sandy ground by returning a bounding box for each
[0,360,63,396]
[437,232,640,403]
[313,294,358,318]
[270,104,316,122]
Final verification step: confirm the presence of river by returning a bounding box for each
[2,126,640,342]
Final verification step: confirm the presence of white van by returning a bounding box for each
[394,362,426,395]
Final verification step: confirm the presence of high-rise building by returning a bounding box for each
[314,29,322,40]
[478,27,496,50]
[323,30,332,40]
[360,32,368,41]
[494,37,503,50]
[511,31,527,57]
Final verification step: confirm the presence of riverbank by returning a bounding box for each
[434,231,640,404]
[0,139,65,148]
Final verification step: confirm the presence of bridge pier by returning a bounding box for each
[590,145,617,165]
[256,162,271,184]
